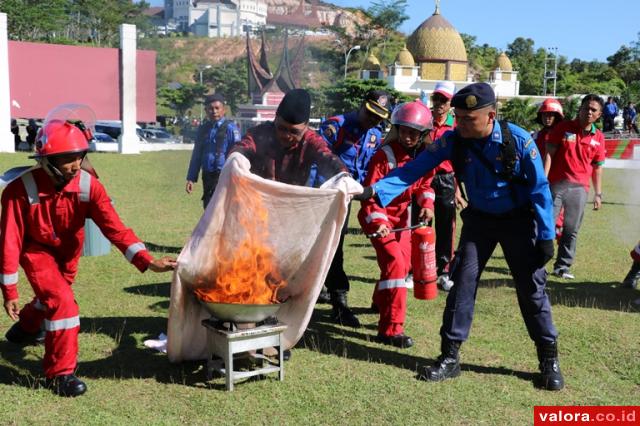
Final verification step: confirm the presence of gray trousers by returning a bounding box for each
[551,181,588,271]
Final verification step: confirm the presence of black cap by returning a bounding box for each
[203,93,225,105]
[451,83,496,111]
[363,90,391,119]
[276,89,311,124]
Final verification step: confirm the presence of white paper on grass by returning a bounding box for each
[167,152,362,362]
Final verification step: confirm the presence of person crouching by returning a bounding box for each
[357,101,435,348]
[1,105,176,397]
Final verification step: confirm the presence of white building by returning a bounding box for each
[361,5,521,105]
[164,0,267,37]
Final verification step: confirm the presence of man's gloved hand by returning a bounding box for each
[536,239,555,266]
[353,186,375,201]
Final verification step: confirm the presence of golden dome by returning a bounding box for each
[406,9,467,63]
[395,45,415,67]
[495,52,513,71]
[362,53,382,70]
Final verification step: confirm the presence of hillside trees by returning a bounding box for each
[0,0,151,46]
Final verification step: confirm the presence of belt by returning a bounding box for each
[466,206,532,220]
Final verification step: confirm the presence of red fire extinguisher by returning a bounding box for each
[411,226,438,300]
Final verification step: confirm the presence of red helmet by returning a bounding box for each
[391,101,433,132]
[34,104,95,158]
[537,98,564,118]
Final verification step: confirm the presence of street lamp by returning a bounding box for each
[197,64,212,122]
[344,45,361,79]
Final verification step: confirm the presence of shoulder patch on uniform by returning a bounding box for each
[323,124,336,139]
[530,148,538,160]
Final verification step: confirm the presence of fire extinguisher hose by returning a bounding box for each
[366,221,427,239]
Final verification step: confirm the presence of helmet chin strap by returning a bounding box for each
[40,157,67,185]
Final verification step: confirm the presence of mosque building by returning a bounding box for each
[360,2,521,102]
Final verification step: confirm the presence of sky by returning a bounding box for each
[145,0,639,62]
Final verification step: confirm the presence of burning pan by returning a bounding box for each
[200,301,286,323]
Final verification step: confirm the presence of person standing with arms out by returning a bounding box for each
[317,90,390,328]
[603,96,618,133]
[186,94,241,209]
[358,101,435,348]
[427,81,466,291]
[544,94,605,280]
[356,83,563,391]
[1,105,176,397]
[534,98,565,242]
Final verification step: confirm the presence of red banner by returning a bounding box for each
[8,41,156,122]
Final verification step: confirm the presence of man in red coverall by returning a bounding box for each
[358,101,435,348]
[1,106,176,397]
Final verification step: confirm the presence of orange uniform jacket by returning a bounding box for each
[0,167,153,302]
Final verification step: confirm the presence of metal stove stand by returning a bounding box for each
[202,317,287,391]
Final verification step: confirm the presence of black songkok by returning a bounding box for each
[276,89,311,124]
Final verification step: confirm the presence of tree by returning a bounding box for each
[200,59,249,114]
[157,83,207,121]
[321,78,408,118]
[1,0,70,42]
[499,97,538,131]
[365,0,408,56]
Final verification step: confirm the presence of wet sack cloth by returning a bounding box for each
[167,152,361,362]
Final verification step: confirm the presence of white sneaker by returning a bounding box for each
[405,274,414,289]
[437,275,454,291]
[561,272,575,280]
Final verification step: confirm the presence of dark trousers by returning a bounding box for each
[324,203,351,294]
[202,171,220,209]
[603,116,615,132]
[441,208,558,345]
[431,173,457,275]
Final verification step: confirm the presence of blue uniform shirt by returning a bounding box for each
[186,118,241,181]
[319,111,382,184]
[373,121,555,241]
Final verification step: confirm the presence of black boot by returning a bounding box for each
[622,261,640,289]
[316,287,331,304]
[46,374,87,397]
[329,291,361,328]
[5,322,45,345]
[417,338,461,381]
[536,341,564,391]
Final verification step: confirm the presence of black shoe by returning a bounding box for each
[536,341,564,391]
[370,302,379,313]
[417,339,461,382]
[330,292,361,328]
[5,322,45,345]
[622,262,640,289]
[376,333,414,348]
[46,374,87,397]
[330,305,361,328]
[316,287,331,304]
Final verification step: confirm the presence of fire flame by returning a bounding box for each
[192,173,286,304]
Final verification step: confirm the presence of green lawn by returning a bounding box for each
[0,152,638,425]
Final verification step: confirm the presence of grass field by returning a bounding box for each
[0,151,638,425]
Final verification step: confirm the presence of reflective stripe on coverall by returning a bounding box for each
[358,143,435,336]
[0,168,152,377]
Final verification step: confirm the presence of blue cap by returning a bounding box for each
[451,83,495,110]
